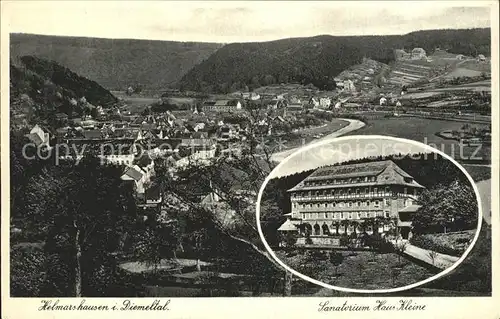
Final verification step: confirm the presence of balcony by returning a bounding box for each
[294,205,384,213]
[290,193,418,202]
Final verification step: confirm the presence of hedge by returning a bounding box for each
[410,235,462,257]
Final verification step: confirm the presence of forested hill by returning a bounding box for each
[10,55,117,127]
[178,28,491,93]
[10,33,224,91]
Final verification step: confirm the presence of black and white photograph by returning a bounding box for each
[258,136,482,294]
[1,1,497,318]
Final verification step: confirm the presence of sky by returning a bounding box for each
[3,1,493,43]
[270,138,434,178]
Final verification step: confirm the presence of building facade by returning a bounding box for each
[283,160,425,245]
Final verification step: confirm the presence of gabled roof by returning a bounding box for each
[399,204,421,213]
[145,184,161,201]
[121,165,144,182]
[278,219,299,231]
[82,129,103,139]
[309,160,393,179]
[288,160,425,192]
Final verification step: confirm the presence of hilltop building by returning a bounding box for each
[394,49,411,60]
[343,80,357,93]
[411,48,427,60]
[280,160,425,246]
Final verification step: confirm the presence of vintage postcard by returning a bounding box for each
[1,1,498,318]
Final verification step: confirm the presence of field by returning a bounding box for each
[112,91,161,114]
[442,68,484,79]
[344,117,491,163]
[276,250,436,290]
[457,60,491,73]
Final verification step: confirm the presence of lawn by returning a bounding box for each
[276,250,436,290]
[410,230,476,257]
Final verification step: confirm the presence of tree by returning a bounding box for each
[21,155,137,296]
[281,231,299,251]
[394,240,408,264]
[153,108,296,296]
[133,208,180,272]
[413,180,478,234]
[329,251,344,277]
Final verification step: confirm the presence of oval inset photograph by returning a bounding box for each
[257,135,482,293]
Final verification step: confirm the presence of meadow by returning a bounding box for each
[344,117,491,163]
[276,250,436,291]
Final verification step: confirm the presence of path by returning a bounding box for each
[270,118,365,162]
[391,240,459,270]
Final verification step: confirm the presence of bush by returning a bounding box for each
[410,235,462,257]
[11,245,46,297]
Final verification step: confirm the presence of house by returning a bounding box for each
[343,80,357,93]
[241,92,261,100]
[81,129,104,140]
[379,97,387,106]
[477,54,486,62]
[411,48,427,60]
[121,165,148,194]
[289,96,302,104]
[319,98,332,108]
[55,113,69,122]
[266,99,286,110]
[218,124,239,140]
[394,49,411,60]
[110,128,143,141]
[100,140,138,166]
[193,122,205,132]
[281,159,426,246]
[308,97,320,108]
[144,184,162,206]
[202,100,242,112]
[287,103,304,112]
[26,124,50,147]
[456,54,466,60]
[396,100,402,107]
[134,152,155,180]
[176,146,217,168]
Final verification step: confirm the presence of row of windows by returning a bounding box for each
[108,159,132,166]
[307,223,392,236]
[301,211,391,220]
[294,199,388,209]
[305,176,377,186]
[292,198,414,209]
[293,198,414,210]
[293,186,412,197]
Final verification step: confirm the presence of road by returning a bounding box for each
[475,179,491,224]
[270,118,365,162]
